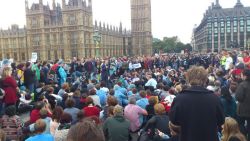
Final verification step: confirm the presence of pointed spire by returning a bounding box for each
[53,0,56,9]
[95,20,97,27]
[25,0,29,10]
[39,0,43,5]
[62,0,66,8]
[235,0,243,8]
[88,0,92,7]
[119,22,123,32]
[213,0,221,9]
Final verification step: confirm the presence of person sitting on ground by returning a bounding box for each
[144,103,170,140]
[64,98,80,123]
[146,96,157,121]
[102,96,118,121]
[124,97,148,141]
[54,112,72,141]
[88,88,101,107]
[25,119,54,141]
[0,105,23,141]
[29,108,52,134]
[103,105,130,141]
[50,106,64,136]
[83,97,101,119]
[67,119,105,141]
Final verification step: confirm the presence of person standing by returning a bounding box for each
[1,67,18,107]
[24,62,36,93]
[169,66,225,141]
[236,69,250,141]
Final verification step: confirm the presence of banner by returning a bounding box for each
[132,63,141,69]
[31,52,38,63]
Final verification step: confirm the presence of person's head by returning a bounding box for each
[26,62,31,68]
[148,96,157,106]
[139,90,146,98]
[1,67,12,78]
[5,105,16,117]
[154,103,166,115]
[0,129,6,141]
[241,69,250,81]
[52,106,64,122]
[113,105,123,116]
[48,87,54,94]
[34,101,45,110]
[39,108,48,119]
[65,98,76,108]
[109,89,114,96]
[67,119,105,141]
[243,51,249,57]
[107,96,118,106]
[77,110,85,122]
[95,84,101,90]
[73,89,81,97]
[100,81,106,88]
[89,89,96,96]
[62,83,69,90]
[186,66,208,86]
[128,97,136,105]
[132,88,137,94]
[60,112,72,124]
[86,97,94,105]
[34,119,46,134]
[222,117,247,141]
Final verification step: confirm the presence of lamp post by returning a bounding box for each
[93,30,101,57]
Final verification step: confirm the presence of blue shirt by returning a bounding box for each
[96,89,107,107]
[25,134,54,141]
[136,98,149,109]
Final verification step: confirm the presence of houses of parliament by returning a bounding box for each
[0,0,152,62]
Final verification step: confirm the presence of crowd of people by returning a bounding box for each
[0,49,249,141]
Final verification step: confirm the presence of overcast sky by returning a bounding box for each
[0,0,250,43]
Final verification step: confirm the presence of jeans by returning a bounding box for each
[237,116,250,141]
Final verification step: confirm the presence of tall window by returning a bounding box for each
[21,53,25,61]
[60,33,63,44]
[69,15,76,25]
[13,53,17,61]
[48,51,51,60]
[33,35,40,46]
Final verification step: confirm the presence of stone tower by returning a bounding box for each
[131,0,152,56]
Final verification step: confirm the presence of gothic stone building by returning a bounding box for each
[194,0,250,52]
[0,0,152,62]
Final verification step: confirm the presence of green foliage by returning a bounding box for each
[153,36,192,53]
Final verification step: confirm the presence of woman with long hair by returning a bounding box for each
[1,67,18,107]
[221,117,246,141]
[220,86,237,118]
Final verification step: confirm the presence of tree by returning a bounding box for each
[152,36,191,53]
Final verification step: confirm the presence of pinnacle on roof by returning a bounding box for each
[234,0,244,8]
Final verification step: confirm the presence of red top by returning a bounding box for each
[29,109,40,124]
[83,106,100,118]
[2,76,18,105]
[29,109,52,124]
[243,57,250,68]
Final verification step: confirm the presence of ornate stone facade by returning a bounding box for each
[131,0,153,56]
[0,0,152,61]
